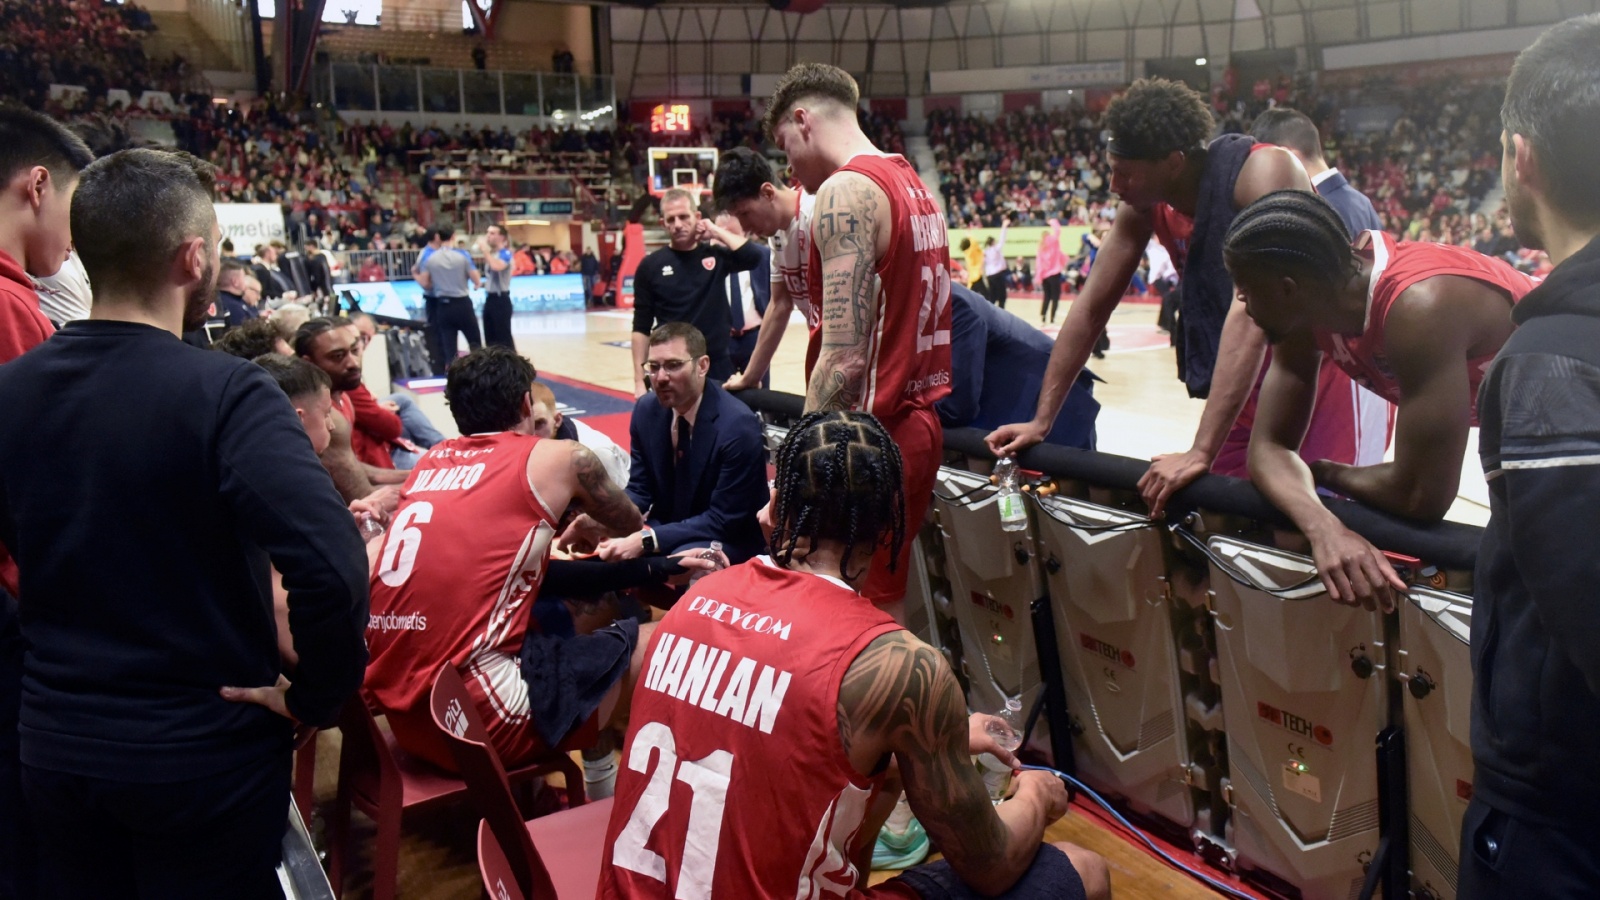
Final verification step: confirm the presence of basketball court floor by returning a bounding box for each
[322,291,1488,896]
[409,293,1488,527]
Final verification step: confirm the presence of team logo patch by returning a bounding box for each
[702,258,717,271]
[662,265,675,276]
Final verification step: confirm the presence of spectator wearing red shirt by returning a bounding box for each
[0,104,94,900]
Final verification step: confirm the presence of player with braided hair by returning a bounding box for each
[769,411,907,582]
[1227,189,1534,611]
[600,410,1109,900]
[987,78,1383,518]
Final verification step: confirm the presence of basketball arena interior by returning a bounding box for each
[1,0,1597,898]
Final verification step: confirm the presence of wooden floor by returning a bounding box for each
[304,727,1232,900]
[344,292,1489,898]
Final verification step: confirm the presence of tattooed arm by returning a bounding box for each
[530,439,645,540]
[839,632,1069,895]
[806,171,888,413]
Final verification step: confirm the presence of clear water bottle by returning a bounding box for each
[976,697,1024,803]
[688,541,724,587]
[993,458,1029,532]
[357,513,386,543]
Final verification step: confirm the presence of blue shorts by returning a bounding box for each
[889,843,1086,900]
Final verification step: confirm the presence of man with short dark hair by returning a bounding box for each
[1460,14,1600,893]
[0,102,93,900]
[630,189,764,394]
[1250,107,1383,237]
[0,148,369,899]
[214,316,294,360]
[713,146,818,392]
[480,223,515,349]
[216,260,257,329]
[987,78,1381,518]
[363,346,657,774]
[296,316,410,477]
[569,322,768,565]
[416,224,483,361]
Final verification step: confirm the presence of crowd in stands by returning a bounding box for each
[0,0,189,110]
[932,74,1518,265]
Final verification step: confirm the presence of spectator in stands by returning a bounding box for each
[1228,190,1534,609]
[983,219,1011,307]
[301,240,332,297]
[252,241,293,302]
[1037,218,1066,324]
[630,188,764,392]
[213,316,293,360]
[1461,16,1600,893]
[0,147,368,899]
[1250,108,1382,236]
[938,283,1101,450]
[215,260,256,329]
[479,223,515,349]
[416,224,483,362]
[568,323,768,566]
[362,346,654,779]
[987,78,1379,521]
[581,247,600,303]
[0,101,93,900]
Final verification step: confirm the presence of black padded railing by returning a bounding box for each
[732,388,1483,573]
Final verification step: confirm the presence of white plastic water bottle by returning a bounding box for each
[976,697,1025,803]
[993,458,1029,532]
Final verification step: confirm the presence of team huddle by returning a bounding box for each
[1,10,1595,898]
[364,50,1568,899]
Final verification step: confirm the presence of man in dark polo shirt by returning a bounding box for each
[0,148,369,898]
[630,188,763,395]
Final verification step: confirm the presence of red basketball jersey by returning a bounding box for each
[364,431,559,769]
[808,154,953,421]
[597,558,915,900]
[1315,231,1535,425]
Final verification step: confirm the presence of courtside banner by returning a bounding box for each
[344,274,587,318]
[215,203,288,245]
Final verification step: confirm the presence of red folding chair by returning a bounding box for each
[326,688,587,900]
[430,665,614,900]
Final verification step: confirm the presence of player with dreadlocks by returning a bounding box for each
[1228,189,1535,611]
[987,78,1385,519]
[600,410,1109,900]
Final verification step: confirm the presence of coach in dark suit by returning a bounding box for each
[597,322,768,565]
[1251,108,1383,237]
[937,284,1102,450]
[726,231,772,389]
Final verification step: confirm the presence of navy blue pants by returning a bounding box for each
[1458,796,1600,898]
[729,328,770,389]
[22,752,292,899]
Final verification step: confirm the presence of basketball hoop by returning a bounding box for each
[647,147,719,197]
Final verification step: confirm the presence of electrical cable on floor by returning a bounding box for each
[1020,764,1259,900]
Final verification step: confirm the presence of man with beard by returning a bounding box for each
[0,148,369,898]
[295,316,410,494]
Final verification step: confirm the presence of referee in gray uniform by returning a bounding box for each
[481,224,515,350]
[416,224,483,362]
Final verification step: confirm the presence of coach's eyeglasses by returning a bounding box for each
[642,358,696,375]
